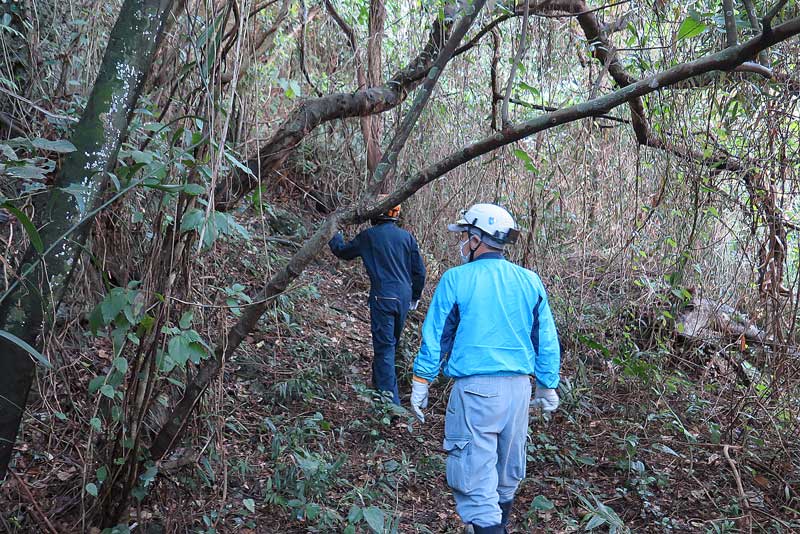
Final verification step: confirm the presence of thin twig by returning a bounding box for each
[9,470,59,534]
[0,86,78,123]
[501,0,530,127]
[723,445,751,514]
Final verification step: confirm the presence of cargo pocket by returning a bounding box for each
[443,436,472,494]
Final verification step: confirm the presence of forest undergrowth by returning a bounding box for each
[2,200,798,534]
[3,1,800,532]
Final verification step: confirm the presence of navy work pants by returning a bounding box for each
[368,295,408,405]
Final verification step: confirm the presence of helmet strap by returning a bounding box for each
[468,231,481,262]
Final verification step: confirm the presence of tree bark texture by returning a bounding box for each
[0,0,175,479]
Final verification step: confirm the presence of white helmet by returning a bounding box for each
[447,203,520,248]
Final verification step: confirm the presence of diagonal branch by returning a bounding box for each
[763,0,791,32]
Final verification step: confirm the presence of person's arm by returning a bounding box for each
[410,236,426,301]
[328,231,362,260]
[532,288,561,389]
[413,271,458,382]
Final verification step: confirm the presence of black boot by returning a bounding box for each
[499,499,514,532]
[471,524,504,534]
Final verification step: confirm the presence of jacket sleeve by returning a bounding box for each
[328,231,362,260]
[532,288,561,389]
[409,236,426,301]
[413,271,457,382]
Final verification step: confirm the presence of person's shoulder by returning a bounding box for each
[390,224,417,241]
[439,265,462,280]
[506,261,542,281]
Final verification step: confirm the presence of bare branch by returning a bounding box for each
[298,0,323,97]
[501,0,530,127]
[763,0,790,32]
[324,0,357,53]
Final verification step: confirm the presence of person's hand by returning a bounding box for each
[409,300,419,311]
[410,377,429,422]
[530,385,559,413]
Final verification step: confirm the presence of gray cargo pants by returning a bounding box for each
[443,374,532,528]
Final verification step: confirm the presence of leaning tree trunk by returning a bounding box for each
[0,0,175,480]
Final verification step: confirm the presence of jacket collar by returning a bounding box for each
[473,252,505,261]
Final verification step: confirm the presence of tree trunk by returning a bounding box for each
[0,0,175,480]
[364,0,386,179]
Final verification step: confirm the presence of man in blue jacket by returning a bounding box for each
[329,198,426,405]
[410,203,561,534]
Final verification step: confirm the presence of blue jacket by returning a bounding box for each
[413,253,560,388]
[329,222,426,302]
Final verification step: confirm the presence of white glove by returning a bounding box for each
[530,385,559,413]
[410,378,429,422]
[409,300,419,311]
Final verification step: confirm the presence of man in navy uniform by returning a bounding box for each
[329,197,426,405]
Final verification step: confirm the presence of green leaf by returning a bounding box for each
[586,514,607,530]
[61,182,92,214]
[347,505,364,523]
[168,332,207,367]
[531,495,555,511]
[96,465,108,482]
[179,311,193,329]
[101,289,128,324]
[85,483,98,497]
[54,411,68,421]
[88,376,105,394]
[90,417,102,432]
[1,202,42,252]
[512,148,538,173]
[5,163,49,180]
[223,150,255,176]
[31,138,77,153]
[677,17,706,40]
[363,506,385,533]
[0,330,52,369]
[140,464,158,486]
[182,183,206,196]
[113,357,128,374]
[100,384,115,399]
[129,150,154,164]
[0,143,18,160]
[180,208,205,234]
[243,498,255,513]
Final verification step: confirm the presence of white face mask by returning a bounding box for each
[458,239,471,264]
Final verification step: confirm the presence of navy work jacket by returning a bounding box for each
[329,222,426,302]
